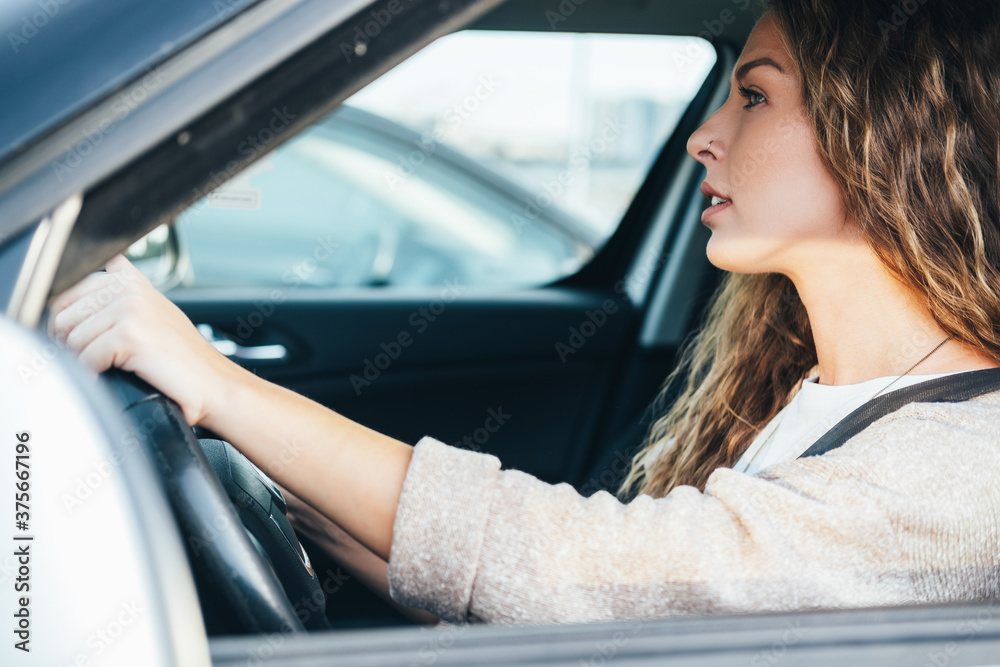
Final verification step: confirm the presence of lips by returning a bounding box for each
[700,181,731,204]
[700,182,732,223]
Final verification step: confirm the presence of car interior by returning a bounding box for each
[29,0,754,635]
[0,0,836,653]
[6,0,1000,663]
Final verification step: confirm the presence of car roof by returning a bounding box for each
[0,0,261,162]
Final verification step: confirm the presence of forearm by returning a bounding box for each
[49,258,414,564]
[279,484,439,625]
[316,530,440,625]
[203,362,413,561]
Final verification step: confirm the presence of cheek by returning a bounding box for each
[731,118,844,236]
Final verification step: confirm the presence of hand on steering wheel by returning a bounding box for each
[50,255,320,634]
[48,254,233,426]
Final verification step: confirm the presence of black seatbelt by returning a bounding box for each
[798,366,1000,459]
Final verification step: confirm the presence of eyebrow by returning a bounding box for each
[730,57,786,86]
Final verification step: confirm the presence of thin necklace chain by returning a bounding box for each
[740,335,953,471]
[868,335,952,400]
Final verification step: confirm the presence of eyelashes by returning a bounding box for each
[738,85,766,109]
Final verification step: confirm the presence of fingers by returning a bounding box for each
[50,280,117,341]
[105,253,146,280]
[77,326,131,375]
[48,255,146,341]
[50,260,144,370]
[44,252,224,428]
[62,297,130,354]
[48,273,116,333]
[49,272,140,340]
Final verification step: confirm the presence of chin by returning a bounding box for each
[705,233,746,272]
[704,233,777,274]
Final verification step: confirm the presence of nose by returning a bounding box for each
[687,114,725,165]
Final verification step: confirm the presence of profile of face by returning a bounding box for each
[687,13,861,278]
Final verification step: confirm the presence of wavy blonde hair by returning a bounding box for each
[619,0,1000,499]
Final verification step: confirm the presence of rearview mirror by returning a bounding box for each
[124,223,185,291]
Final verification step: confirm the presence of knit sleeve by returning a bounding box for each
[386,398,1000,625]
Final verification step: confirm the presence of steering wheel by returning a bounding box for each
[102,368,312,634]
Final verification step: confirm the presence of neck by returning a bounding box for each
[784,243,996,386]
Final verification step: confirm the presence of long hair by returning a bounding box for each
[619,0,1000,499]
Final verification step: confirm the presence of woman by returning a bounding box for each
[49,0,1000,625]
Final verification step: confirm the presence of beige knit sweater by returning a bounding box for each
[386,389,1000,626]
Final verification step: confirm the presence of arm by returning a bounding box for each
[204,364,411,562]
[278,484,439,625]
[387,402,1000,625]
[50,256,997,626]
[48,255,410,562]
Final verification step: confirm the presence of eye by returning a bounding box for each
[738,85,766,109]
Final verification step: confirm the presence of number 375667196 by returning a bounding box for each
[14,431,30,532]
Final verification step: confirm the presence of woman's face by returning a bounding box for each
[687,13,858,278]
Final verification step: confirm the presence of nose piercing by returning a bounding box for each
[707,140,714,150]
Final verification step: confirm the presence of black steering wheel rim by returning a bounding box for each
[102,368,306,635]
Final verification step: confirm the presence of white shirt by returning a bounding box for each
[732,370,968,475]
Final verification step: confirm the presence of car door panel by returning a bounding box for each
[171,287,636,483]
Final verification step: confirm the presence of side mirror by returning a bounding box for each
[124,223,186,291]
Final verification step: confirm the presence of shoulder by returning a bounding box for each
[751,388,1000,488]
[692,390,1000,529]
[852,386,1000,446]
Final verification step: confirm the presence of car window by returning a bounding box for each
[166,30,716,289]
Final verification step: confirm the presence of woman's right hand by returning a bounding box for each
[50,257,416,575]
[47,253,240,426]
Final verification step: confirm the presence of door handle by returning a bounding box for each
[196,324,288,362]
